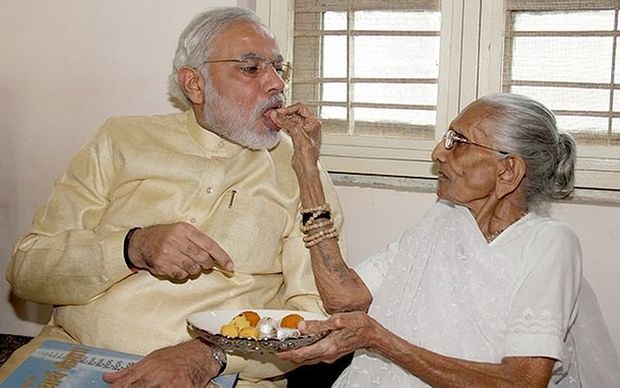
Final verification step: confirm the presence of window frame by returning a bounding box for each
[258,0,620,197]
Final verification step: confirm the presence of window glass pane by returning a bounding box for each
[354,11,440,31]
[513,11,615,31]
[322,82,347,102]
[353,36,440,78]
[616,49,620,84]
[324,11,346,30]
[511,37,612,83]
[556,115,608,134]
[613,90,620,111]
[612,119,620,135]
[354,108,435,125]
[354,83,437,105]
[511,86,610,111]
[322,36,347,78]
[321,106,346,120]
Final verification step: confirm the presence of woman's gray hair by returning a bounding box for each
[168,7,261,111]
[476,93,577,214]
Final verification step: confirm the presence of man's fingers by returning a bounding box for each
[102,364,133,383]
[186,234,234,272]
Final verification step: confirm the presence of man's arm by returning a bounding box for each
[7,126,234,305]
[103,340,225,387]
[7,128,131,304]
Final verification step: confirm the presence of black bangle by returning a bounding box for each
[302,210,331,224]
[123,227,141,270]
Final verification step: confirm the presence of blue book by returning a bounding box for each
[0,340,238,387]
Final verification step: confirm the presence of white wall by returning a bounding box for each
[2,1,619,358]
[0,0,241,334]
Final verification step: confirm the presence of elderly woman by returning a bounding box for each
[270,93,620,387]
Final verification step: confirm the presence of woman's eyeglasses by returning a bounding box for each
[441,129,509,155]
[202,54,291,82]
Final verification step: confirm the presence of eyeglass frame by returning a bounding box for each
[441,129,509,155]
[201,53,291,82]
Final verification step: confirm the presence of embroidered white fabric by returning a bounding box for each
[334,201,620,387]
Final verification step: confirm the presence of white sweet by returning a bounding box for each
[257,317,278,338]
[276,327,301,340]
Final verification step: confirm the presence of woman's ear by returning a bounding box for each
[495,155,527,198]
[177,66,204,105]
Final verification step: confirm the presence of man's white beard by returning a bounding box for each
[200,76,283,150]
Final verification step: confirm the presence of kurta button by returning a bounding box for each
[190,218,196,224]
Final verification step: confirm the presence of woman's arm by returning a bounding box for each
[279,312,554,387]
[271,105,372,313]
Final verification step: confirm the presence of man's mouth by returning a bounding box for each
[262,103,283,131]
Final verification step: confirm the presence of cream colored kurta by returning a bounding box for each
[5,110,343,385]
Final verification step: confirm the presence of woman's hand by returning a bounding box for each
[270,103,321,175]
[277,311,383,365]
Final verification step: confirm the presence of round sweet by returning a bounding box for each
[280,313,304,329]
[220,324,238,337]
[238,326,260,339]
[239,310,260,327]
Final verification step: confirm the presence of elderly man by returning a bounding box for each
[2,7,343,387]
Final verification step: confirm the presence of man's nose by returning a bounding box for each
[263,64,286,93]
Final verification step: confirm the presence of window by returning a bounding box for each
[503,0,620,190]
[293,3,440,139]
[266,0,620,194]
[291,0,444,179]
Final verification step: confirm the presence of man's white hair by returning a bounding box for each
[168,7,261,111]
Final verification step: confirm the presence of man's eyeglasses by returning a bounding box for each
[202,55,291,82]
[441,129,509,155]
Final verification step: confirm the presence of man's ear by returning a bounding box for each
[495,155,526,198]
[177,66,204,105]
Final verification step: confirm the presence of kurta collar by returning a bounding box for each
[184,110,244,157]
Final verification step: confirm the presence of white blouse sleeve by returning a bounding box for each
[504,221,582,365]
[354,241,399,296]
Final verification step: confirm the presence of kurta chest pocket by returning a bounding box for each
[200,191,288,273]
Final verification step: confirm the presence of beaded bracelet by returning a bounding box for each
[303,225,338,244]
[301,219,334,233]
[304,229,339,248]
[300,203,331,214]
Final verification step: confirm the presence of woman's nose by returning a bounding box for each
[431,140,447,162]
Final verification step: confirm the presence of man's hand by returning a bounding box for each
[277,311,381,365]
[103,340,220,387]
[127,222,234,280]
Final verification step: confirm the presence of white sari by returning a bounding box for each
[334,200,620,387]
